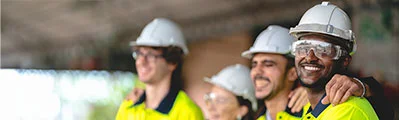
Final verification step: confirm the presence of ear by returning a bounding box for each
[287,67,298,82]
[238,105,248,118]
[167,63,177,72]
[343,56,352,68]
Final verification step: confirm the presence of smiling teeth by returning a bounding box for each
[255,80,268,88]
[139,68,149,73]
[304,66,321,71]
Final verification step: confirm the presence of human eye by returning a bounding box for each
[317,46,327,53]
[251,61,257,68]
[215,97,229,104]
[133,51,144,58]
[297,47,308,55]
[145,53,158,60]
[262,61,275,67]
[317,46,332,57]
[263,63,274,67]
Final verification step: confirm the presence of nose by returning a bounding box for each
[305,49,318,62]
[204,103,217,120]
[252,63,264,75]
[251,64,265,80]
[205,101,216,112]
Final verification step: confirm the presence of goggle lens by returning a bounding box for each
[292,40,344,60]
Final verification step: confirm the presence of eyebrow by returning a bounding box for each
[261,60,276,64]
[253,59,276,64]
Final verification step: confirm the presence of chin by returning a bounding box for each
[138,73,153,81]
[257,93,271,100]
[299,76,330,90]
[138,76,151,83]
[302,78,316,84]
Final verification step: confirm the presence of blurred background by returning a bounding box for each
[1,0,398,119]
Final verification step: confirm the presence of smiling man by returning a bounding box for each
[289,2,378,119]
[241,25,305,120]
[242,25,376,120]
[115,18,203,120]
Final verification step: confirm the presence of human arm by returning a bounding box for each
[322,75,394,120]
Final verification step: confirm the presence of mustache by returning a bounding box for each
[254,75,270,82]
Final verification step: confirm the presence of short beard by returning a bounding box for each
[262,69,289,101]
[299,75,330,92]
[262,91,275,101]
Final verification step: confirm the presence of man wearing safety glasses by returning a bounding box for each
[241,25,388,120]
[115,18,204,119]
[289,2,393,119]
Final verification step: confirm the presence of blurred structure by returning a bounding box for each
[1,0,326,69]
[1,0,398,119]
[0,69,135,120]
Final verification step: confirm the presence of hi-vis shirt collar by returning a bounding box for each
[305,94,330,118]
[256,101,303,118]
[130,87,179,114]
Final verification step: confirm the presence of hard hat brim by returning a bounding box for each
[241,50,291,59]
[129,40,164,47]
[204,77,225,89]
[129,40,189,55]
[203,76,258,111]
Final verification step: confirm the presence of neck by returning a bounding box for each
[144,75,172,109]
[264,88,290,120]
[306,88,325,110]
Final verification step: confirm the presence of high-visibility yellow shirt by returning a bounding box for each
[302,96,379,120]
[256,105,303,120]
[115,89,204,120]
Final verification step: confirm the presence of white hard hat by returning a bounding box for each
[289,2,356,55]
[204,64,257,111]
[241,25,295,59]
[130,18,189,55]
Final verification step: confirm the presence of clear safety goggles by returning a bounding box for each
[203,92,232,105]
[291,40,347,60]
[132,50,163,62]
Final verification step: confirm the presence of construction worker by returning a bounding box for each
[289,2,380,119]
[123,24,386,120]
[203,64,257,120]
[242,24,389,120]
[115,18,204,119]
[242,25,306,120]
[122,11,392,120]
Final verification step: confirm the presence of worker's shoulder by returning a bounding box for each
[170,91,204,117]
[337,96,372,108]
[174,91,200,108]
[326,96,378,119]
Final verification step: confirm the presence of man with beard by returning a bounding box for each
[241,25,377,120]
[289,2,380,119]
[241,25,305,120]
